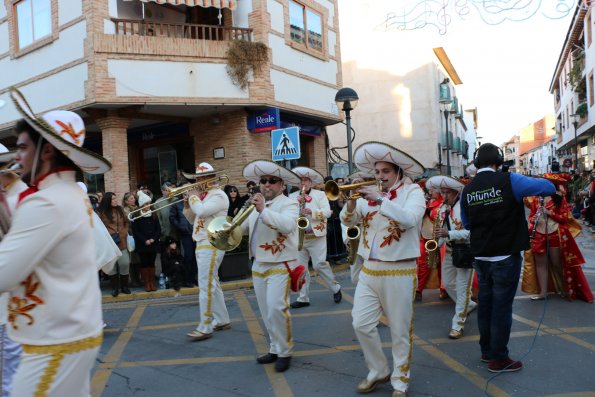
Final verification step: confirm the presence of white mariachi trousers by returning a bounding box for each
[1,324,21,397]
[442,246,476,331]
[194,244,230,334]
[10,334,101,397]
[352,259,417,394]
[252,261,293,358]
[296,236,340,303]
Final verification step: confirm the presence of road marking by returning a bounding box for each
[119,355,255,368]
[513,314,595,352]
[235,290,294,397]
[91,305,146,397]
[323,279,509,397]
[544,393,595,397]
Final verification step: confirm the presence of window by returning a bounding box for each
[289,0,323,52]
[587,11,592,48]
[590,71,594,106]
[14,0,52,49]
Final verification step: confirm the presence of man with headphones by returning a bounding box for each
[461,143,555,374]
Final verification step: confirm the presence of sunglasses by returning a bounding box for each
[260,177,281,185]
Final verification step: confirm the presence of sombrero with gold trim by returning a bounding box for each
[291,166,324,185]
[353,141,425,178]
[243,160,300,187]
[182,162,219,179]
[426,175,466,192]
[9,87,111,174]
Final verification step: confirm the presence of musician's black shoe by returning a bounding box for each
[290,301,310,309]
[333,289,342,303]
[274,356,291,372]
[256,353,277,364]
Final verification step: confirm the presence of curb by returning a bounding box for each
[102,262,350,304]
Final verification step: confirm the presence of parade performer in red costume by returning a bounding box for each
[522,173,593,303]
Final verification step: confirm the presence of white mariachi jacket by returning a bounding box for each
[340,182,425,262]
[0,171,102,345]
[288,188,331,237]
[0,179,28,326]
[437,198,470,246]
[241,193,299,263]
[183,188,229,245]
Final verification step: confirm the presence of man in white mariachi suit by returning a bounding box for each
[183,162,231,341]
[426,175,477,340]
[240,160,301,373]
[341,142,425,397]
[289,167,341,308]
[0,88,108,397]
[0,142,27,397]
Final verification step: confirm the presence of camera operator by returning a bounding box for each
[460,143,555,373]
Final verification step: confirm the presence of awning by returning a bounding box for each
[136,0,237,10]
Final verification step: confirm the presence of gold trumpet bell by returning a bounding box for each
[324,179,381,201]
[207,216,244,251]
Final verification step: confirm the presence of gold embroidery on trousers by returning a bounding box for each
[362,267,417,277]
[251,268,289,278]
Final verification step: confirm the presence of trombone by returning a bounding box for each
[127,174,229,221]
[324,179,382,201]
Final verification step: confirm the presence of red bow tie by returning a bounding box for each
[18,167,74,205]
[300,195,312,203]
[367,184,400,206]
[199,192,209,201]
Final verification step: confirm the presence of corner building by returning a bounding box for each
[0,0,342,196]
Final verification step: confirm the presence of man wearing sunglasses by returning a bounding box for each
[289,167,341,308]
[240,160,301,373]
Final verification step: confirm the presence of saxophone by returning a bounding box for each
[297,187,310,251]
[424,215,441,269]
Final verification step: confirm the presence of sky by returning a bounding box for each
[385,1,575,146]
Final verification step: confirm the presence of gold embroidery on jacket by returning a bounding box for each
[380,220,405,247]
[194,218,206,234]
[362,211,378,249]
[259,235,287,254]
[8,275,45,330]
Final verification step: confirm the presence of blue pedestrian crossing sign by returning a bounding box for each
[271,127,300,161]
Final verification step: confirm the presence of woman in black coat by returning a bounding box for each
[132,191,161,291]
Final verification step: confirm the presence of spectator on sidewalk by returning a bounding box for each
[170,191,197,287]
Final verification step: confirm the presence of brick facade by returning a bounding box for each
[97,115,130,198]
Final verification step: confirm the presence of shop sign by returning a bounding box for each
[563,158,572,168]
[248,108,280,133]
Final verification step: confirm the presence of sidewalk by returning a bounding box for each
[576,221,595,272]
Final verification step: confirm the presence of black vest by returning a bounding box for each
[461,171,529,256]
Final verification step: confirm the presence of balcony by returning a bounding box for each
[111,19,252,41]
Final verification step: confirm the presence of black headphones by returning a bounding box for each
[473,143,504,169]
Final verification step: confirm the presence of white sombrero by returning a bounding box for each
[243,160,301,187]
[10,87,111,174]
[291,166,324,185]
[354,141,425,178]
[183,162,219,179]
[0,143,15,164]
[426,175,466,192]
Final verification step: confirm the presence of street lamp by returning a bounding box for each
[570,113,580,173]
[335,87,359,174]
[439,78,453,176]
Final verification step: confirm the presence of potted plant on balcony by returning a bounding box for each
[576,102,588,119]
[218,234,251,281]
[226,40,269,89]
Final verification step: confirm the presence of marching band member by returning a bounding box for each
[522,173,593,303]
[0,88,109,396]
[183,163,231,341]
[289,167,341,308]
[0,142,26,397]
[241,160,301,372]
[415,183,445,301]
[341,142,425,397]
[426,176,477,339]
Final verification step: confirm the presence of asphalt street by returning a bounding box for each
[93,229,595,397]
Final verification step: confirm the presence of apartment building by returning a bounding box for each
[0,0,342,196]
[325,1,477,178]
[550,3,595,172]
[502,134,520,173]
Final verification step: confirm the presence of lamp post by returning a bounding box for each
[570,113,580,173]
[439,79,453,176]
[335,87,359,174]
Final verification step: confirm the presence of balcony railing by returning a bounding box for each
[111,19,252,41]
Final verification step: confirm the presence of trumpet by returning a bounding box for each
[324,179,382,201]
[127,174,228,221]
[0,162,22,176]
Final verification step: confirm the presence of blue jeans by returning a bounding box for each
[473,254,522,361]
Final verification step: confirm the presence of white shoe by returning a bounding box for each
[467,301,478,315]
